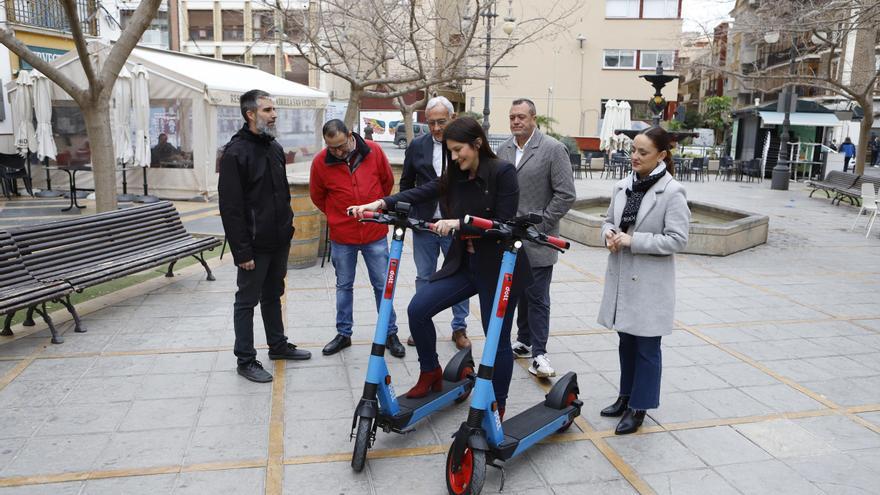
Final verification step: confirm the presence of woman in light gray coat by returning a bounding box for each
[597,127,690,435]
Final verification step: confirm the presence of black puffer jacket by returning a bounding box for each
[218,125,294,264]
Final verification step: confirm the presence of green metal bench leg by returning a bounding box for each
[1,312,13,336]
[32,303,63,344]
[191,253,216,281]
[23,306,36,327]
[58,296,85,333]
[165,261,177,278]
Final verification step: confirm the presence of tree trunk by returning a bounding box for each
[82,100,118,212]
[402,109,415,146]
[344,86,363,131]
[855,108,873,176]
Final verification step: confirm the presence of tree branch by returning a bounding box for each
[0,27,87,104]
[99,0,163,96]
[60,0,101,99]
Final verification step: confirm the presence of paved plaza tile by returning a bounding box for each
[1,179,880,493]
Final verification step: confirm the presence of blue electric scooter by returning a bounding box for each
[350,202,476,472]
[445,213,582,495]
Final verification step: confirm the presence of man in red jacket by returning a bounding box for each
[310,119,406,358]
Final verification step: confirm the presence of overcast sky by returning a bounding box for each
[681,0,736,33]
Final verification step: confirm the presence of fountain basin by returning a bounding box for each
[560,197,769,256]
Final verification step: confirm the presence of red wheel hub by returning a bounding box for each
[448,448,474,494]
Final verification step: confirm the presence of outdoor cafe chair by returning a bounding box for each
[716,156,735,181]
[0,153,33,198]
[866,199,880,239]
[851,183,878,232]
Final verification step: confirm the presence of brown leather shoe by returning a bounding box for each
[451,329,471,350]
[406,335,416,346]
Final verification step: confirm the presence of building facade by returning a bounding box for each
[464,0,683,137]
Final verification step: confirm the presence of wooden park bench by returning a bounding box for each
[806,170,858,201]
[7,201,220,338]
[0,231,73,344]
[832,175,880,206]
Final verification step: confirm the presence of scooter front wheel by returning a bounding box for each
[351,416,372,472]
[446,443,485,495]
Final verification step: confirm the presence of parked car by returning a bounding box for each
[394,123,430,148]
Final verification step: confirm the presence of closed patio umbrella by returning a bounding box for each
[614,100,633,151]
[599,99,618,151]
[13,70,36,157]
[32,71,57,161]
[131,65,157,202]
[31,70,62,197]
[112,67,135,201]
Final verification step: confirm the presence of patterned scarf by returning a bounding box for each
[619,168,667,232]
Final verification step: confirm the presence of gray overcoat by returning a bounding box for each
[597,172,690,337]
[496,130,576,267]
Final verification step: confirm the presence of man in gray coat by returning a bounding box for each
[497,98,576,377]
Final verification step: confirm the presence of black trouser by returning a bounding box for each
[618,333,662,410]
[515,265,553,357]
[407,254,517,407]
[233,245,290,365]
[844,156,853,172]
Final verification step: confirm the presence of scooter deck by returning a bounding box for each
[494,402,581,460]
[379,377,472,431]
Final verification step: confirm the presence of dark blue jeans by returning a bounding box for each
[411,229,469,331]
[515,265,553,356]
[330,238,398,337]
[407,254,517,407]
[233,245,290,366]
[618,332,662,410]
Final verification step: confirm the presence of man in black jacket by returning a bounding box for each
[399,96,470,350]
[219,89,311,383]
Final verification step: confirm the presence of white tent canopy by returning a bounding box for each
[6,42,328,199]
[758,111,841,127]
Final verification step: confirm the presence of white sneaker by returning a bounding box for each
[529,354,556,378]
[511,341,532,359]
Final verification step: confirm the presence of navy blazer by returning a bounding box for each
[399,133,442,221]
[384,158,533,294]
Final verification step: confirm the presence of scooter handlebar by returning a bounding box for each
[464,215,496,230]
[362,211,380,219]
[545,235,570,250]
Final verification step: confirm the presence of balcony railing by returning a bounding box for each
[5,0,99,36]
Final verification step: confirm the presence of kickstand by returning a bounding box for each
[488,461,505,492]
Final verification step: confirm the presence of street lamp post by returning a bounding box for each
[466,1,515,132]
[766,31,798,191]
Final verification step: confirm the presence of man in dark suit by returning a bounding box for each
[399,96,471,350]
[497,98,575,378]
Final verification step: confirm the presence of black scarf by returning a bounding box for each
[619,169,667,232]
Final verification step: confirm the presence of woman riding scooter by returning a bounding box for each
[348,117,531,414]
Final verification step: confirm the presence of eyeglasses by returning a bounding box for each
[427,119,449,128]
[327,136,352,153]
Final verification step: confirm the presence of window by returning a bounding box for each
[252,55,276,74]
[606,0,680,19]
[606,0,639,18]
[222,10,244,41]
[642,0,679,18]
[188,10,213,40]
[640,50,676,70]
[603,49,636,69]
[253,10,276,40]
[121,9,169,48]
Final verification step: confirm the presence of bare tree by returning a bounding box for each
[267,0,576,136]
[0,0,163,212]
[691,0,880,174]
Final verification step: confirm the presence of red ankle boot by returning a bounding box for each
[406,367,443,398]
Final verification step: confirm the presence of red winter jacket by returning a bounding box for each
[310,134,394,245]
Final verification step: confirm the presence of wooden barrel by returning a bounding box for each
[289,174,324,269]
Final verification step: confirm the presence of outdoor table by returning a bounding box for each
[45,165,92,212]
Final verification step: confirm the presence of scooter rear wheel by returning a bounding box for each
[454,364,475,404]
[446,444,485,495]
[351,416,372,472]
[557,391,579,433]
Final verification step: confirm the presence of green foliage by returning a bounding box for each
[683,109,703,130]
[665,119,684,132]
[559,136,580,156]
[701,96,733,145]
[459,111,483,122]
[535,114,558,133]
